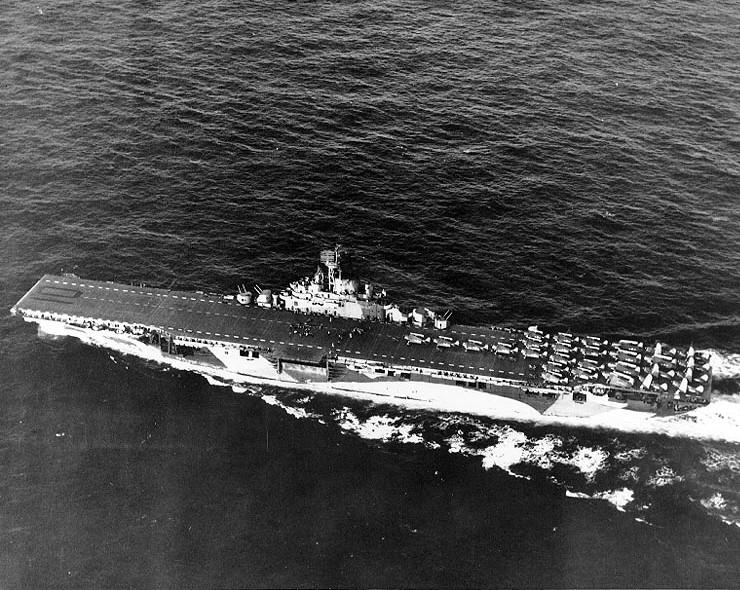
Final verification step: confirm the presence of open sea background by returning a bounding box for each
[1,0,739,587]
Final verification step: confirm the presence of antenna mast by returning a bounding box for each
[320,244,343,291]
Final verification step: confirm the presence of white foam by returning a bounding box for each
[204,375,230,388]
[700,447,740,474]
[567,487,634,512]
[614,448,648,462]
[329,380,740,444]
[526,435,564,471]
[446,433,470,455]
[571,447,609,482]
[329,409,611,484]
[700,492,727,511]
[262,395,318,420]
[618,465,640,482]
[442,423,609,482]
[696,493,740,528]
[331,380,542,421]
[702,348,740,380]
[527,395,740,443]
[599,488,634,512]
[333,409,425,444]
[61,325,738,524]
[479,428,529,476]
[646,465,684,487]
[34,321,740,443]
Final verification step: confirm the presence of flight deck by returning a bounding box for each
[10,245,712,415]
[13,275,538,382]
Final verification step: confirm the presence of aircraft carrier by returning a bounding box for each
[10,245,712,418]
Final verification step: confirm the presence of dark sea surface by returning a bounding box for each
[1,0,739,587]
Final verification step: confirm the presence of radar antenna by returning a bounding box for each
[320,244,344,291]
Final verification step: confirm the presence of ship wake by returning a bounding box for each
[72,324,740,444]
[34,326,740,529]
[265,394,740,529]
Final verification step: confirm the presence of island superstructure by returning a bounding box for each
[10,245,712,418]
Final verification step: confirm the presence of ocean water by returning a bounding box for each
[1,0,739,587]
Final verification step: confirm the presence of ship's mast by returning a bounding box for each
[320,244,343,292]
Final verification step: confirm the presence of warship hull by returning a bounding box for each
[11,274,712,420]
[25,314,626,420]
